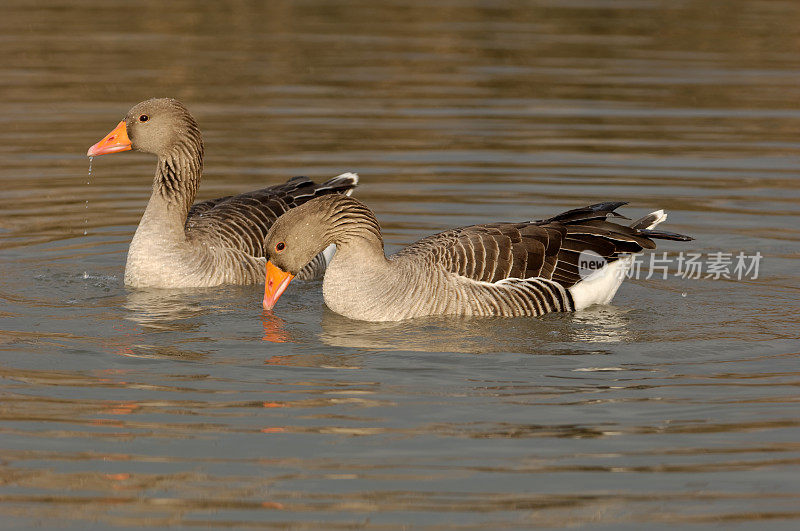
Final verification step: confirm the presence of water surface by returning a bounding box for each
[1,0,799,529]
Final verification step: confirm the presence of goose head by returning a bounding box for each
[262,198,337,310]
[87,98,200,158]
[262,195,384,311]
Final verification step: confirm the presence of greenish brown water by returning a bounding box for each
[1,0,799,529]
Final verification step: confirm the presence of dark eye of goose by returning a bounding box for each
[275,242,285,252]
[139,114,149,122]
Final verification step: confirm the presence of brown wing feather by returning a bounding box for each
[536,220,659,287]
[392,223,563,284]
[391,202,690,289]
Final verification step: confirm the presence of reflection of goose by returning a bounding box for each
[318,309,522,353]
[261,312,291,343]
[569,305,633,344]
[113,290,216,359]
[87,98,357,288]
[263,196,692,321]
[318,308,629,353]
[123,289,209,331]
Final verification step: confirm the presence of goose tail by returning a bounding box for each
[538,201,630,224]
[320,172,359,196]
[630,209,694,241]
[567,206,693,310]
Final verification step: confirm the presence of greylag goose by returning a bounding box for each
[262,196,693,321]
[87,98,358,288]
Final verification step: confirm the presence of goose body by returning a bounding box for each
[262,196,693,321]
[87,98,357,288]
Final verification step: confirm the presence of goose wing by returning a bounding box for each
[391,222,565,284]
[393,202,690,288]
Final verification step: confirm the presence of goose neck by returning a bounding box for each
[153,138,204,218]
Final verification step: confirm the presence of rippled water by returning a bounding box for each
[1,0,799,528]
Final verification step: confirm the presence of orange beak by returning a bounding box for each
[87,121,132,157]
[263,261,294,311]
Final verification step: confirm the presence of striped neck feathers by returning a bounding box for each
[323,196,383,250]
[154,132,204,207]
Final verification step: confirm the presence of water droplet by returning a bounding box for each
[84,158,92,237]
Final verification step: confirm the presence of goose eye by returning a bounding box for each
[275,242,285,252]
[139,114,149,122]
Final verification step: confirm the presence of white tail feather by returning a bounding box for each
[333,172,359,196]
[647,209,667,229]
[569,208,667,311]
[569,256,632,311]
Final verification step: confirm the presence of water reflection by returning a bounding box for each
[114,289,219,359]
[123,289,210,331]
[570,305,634,343]
[317,305,632,353]
[111,343,209,361]
[260,312,291,343]
[263,351,363,368]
